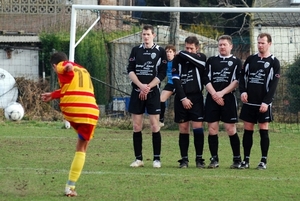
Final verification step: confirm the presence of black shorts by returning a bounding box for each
[239,103,273,124]
[162,83,175,93]
[174,93,204,123]
[204,93,238,123]
[128,87,160,115]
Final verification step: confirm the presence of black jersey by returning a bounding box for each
[239,53,280,106]
[204,55,242,91]
[127,43,167,90]
[172,51,207,100]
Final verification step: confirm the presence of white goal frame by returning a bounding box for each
[69,5,300,62]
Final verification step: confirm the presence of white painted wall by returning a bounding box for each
[253,26,300,64]
[74,0,97,4]
[1,49,39,80]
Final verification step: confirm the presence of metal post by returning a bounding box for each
[169,0,180,50]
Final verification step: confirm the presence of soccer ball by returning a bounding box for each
[4,102,24,121]
[64,119,71,129]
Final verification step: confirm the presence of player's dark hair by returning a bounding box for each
[50,52,68,65]
[165,44,176,52]
[257,33,272,43]
[185,36,199,47]
[143,24,154,34]
[218,35,233,45]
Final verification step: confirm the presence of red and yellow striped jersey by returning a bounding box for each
[51,61,99,125]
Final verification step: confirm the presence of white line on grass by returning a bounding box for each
[2,136,132,140]
[2,136,69,139]
[0,167,299,181]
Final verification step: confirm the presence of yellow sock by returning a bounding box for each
[68,152,86,183]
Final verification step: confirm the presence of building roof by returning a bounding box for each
[254,12,300,26]
[252,0,300,26]
[0,35,40,43]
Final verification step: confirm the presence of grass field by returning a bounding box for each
[0,120,300,201]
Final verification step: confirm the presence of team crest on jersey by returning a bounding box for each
[264,62,270,68]
[172,68,176,72]
[151,53,156,59]
[228,61,233,66]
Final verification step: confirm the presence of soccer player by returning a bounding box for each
[41,52,99,196]
[172,36,207,168]
[204,35,242,169]
[127,24,167,168]
[159,44,176,127]
[239,33,280,170]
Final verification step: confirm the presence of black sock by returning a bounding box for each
[133,131,142,160]
[242,130,254,163]
[193,128,204,159]
[160,102,166,123]
[179,133,189,160]
[152,131,161,161]
[260,129,269,163]
[261,156,267,164]
[208,134,218,161]
[229,133,241,160]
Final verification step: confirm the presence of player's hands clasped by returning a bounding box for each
[139,84,150,100]
[240,92,248,103]
[182,98,193,109]
[212,92,224,106]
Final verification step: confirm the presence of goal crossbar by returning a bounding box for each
[69,5,300,61]
[72,5,300,13]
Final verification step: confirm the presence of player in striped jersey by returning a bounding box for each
[41,52,99,196]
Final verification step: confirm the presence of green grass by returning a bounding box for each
[0,120,300,201]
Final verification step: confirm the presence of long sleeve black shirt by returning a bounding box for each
[239,53,280,106]
[127,43,167,89]
[172,51,207,100]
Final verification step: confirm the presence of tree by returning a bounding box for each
[140,0,222,28]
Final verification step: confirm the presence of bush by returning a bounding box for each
[286,55,300,113]
[16,78,63,121]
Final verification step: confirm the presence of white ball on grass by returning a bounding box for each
[64,120,71,129]
[4,102,24,121]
